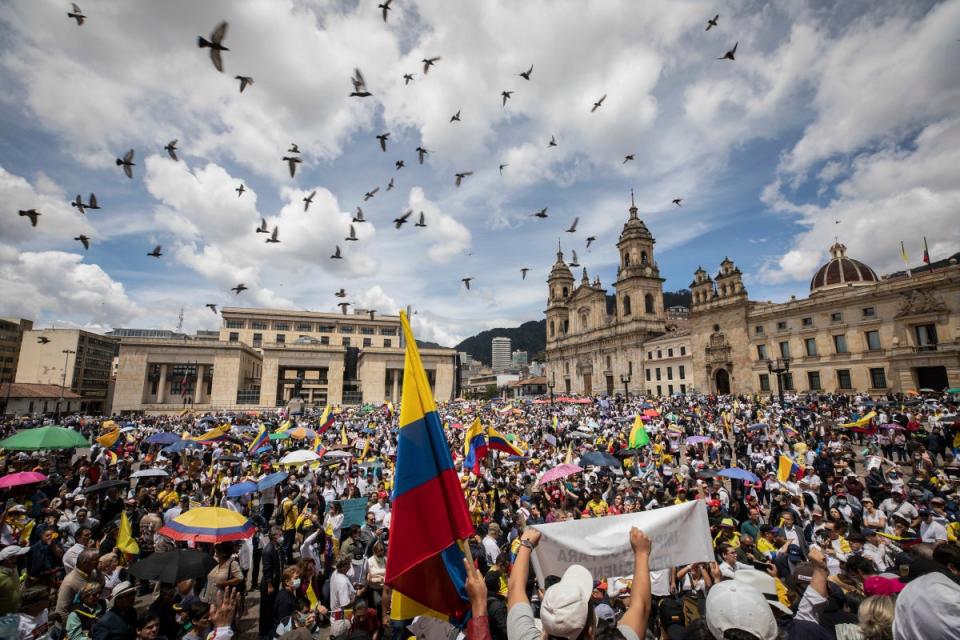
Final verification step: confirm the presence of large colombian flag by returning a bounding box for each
[387,311,475,622]
[463,417,488,474]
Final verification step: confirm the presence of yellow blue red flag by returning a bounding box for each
[463,418,487,474]
[249,424,269,454]
[487,426,523,456]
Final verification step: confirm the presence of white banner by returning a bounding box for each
[529,501,714,586]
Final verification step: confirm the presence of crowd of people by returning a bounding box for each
[1,389,959,640]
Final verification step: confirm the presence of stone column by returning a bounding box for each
[391,370,399,404]
[156,364,168,403]
[195,365,207,403]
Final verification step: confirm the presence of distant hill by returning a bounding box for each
[664,289,692,308]
[416,340,444,350]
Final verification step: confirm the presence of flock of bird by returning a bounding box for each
[16,4,739,319]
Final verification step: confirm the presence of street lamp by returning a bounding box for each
[547,380,555,405]
[620,373,631,401]
[58,349,76,420]
[766,357,790,407]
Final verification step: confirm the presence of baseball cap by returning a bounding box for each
[0,545,30,561]
[720,518,735,528]
[787,544,804,562]
[540,564,593,639]
[705,581,778,640]
[734,569,793,615]
[893,573,960,640]
[594,603,616,623]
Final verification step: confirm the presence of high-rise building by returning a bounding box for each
[511,350,528,367]
[0,318,33,384]
[492,337,512,373]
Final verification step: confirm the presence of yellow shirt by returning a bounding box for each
[281,497,299,531]
[158,489,179,509]
[586,499,608,516]
[757,537,776,556]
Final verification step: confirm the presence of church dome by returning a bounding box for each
[810,242,878,294]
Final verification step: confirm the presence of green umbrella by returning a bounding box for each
[947,388,960,394]
[268,432,290,441]
[0,426,90,451]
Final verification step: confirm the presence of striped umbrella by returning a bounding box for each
[159,507,255,543]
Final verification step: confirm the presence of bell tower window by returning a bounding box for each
[624,252,631,267]
[641,251,648,265]
[550,320,555,337]
[623,295,632,316]
[644,293,654,314]
[562,286,568,298]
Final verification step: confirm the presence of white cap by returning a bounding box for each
[893,573,960,640]
[108,581,137,607]
[0,545,30,561]
[540,565,593,639]
[705,581,778,640]
[734,569,793,615]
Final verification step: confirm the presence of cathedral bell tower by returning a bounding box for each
[613,192,665,331]
[546,243,575,345]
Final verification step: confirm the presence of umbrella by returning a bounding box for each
[225,481,258,498]
[289,427,317,440]
[748,423,767,431]
[579,451,621,468]
[696,469,719,479]
[323,450,353,459]
[217,455,242,463]
[505,456,529,463]
[130,468,169,479]
[0,426,90,450]
[129,549,217,584]
[268,432,290,441]
[159,507,255,543]
[919,388,937,393]
[685,436,713,445]
[280,449,320,465]
[0,471,47,489]
[82,479,129,494]
[946,388,960,395]
[878,423,906,430]
[256,471,288,492]
[146,432,181,445]
[717,468,760,483]
[358,461,384,468]
[568,431,592,439]
[614,448,643,459]
[537,463,583,485]
[163,440,203,453]
[938,415,959,424]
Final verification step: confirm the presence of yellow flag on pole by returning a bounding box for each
[117,511,140,556]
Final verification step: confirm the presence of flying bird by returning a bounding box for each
[415,211,427,227]
[353,207,366,223]
[454,171,473,187]
[198,21,229,72]
[403,73,415,85]
[18,209,40,226]
[67,3,85,25]
[395,160,405,170]
[206,304,218,314]
[586,236,596,248]
[37,337,51,344]
[363,187,379,201]
[75,235,90,250]
[394,210,412,229]
[519,65,533,80]
[422,57,441,74]
[85,193,100,210]
[461,277,473,290]
[591,94,607,112]
[548,136,557,148]
[235,75,254,92]
[282,155,302,178]
[266,226,280,243]
[232,283,248,294]
[623,154,635,164]
[165,140,179,161]
[718,41,738,61]
[71,194,87,214]
[288,143,300,154]
[499,163,508,175]
[376,133,389,152]
[532,207,548,218]
[335,289,346,298]
[386,178,394,191]
[330,245,343,259]
[501,91,513,107]
[378,0,392,21]
[236,184,246,197]
[415,146,429,164]
[569,250,580,267]
[147,245,163,258]
[521,267,529,280]
[350,68,372,97]
[303,190,316,211]
[256,218,269,233]
[706,14,719,30]
[566,217,579,233]
[337,302,351,314]
[672,198,683,207]
[345,224,358,241]
[116,149,135,178]
[450,109,461,122]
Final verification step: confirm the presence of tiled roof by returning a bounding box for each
[0,383,81,399]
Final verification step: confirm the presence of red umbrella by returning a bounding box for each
[0,471,47,489]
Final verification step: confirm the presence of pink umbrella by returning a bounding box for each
[685,436,713,445]
[0,471,47,489]
[537,463,583,485]
[878,423,906,430]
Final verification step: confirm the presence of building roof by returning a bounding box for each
[644,328,691,344]
[0,383,80,399]
[883,251,960,280]
[810,242,878,294]
[509,376,547,387]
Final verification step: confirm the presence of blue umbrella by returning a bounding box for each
[225,481,258,498]
[506,455,529,463]
[747,423,767,431]
[717,467,760,483]
[579,451,621,468]
[163,440,203,453]
[147,432,181,445]
[256,471,288,492]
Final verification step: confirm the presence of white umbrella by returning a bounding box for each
[131,468,170,478]
[279,450,321,465]
[323,450,353,459]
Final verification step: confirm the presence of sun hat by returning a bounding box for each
[540,564,594,639]
[734,569,793,615]
[705,581,778,640]
[893,572,960,640]
[108,581,137,607]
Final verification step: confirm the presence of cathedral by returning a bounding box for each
[544,197,960,397]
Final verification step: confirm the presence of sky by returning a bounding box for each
[1,0,959,347]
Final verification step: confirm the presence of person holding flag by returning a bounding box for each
[249,423,269,454]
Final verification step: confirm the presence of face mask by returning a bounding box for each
[292,578,301,589]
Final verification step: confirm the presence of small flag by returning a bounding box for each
[922,237,930,265]
[248,424,269,454]
[312,434,325,455]
[359,438,370,460]
[629,415,650,448]
[106,450,118,466]
[340,425,349,446]
[777,455,800,484]
[116,511,140,556]
[463,418,487,475]
[487,426,523,456]
[900,241,912,277]
[551,415,558,430]
[276,419,293,433]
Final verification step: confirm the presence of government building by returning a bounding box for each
[544,197,960,397]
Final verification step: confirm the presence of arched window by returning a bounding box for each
[623,295,632,316]
[550,320,555,337]
[562,286,569,298]
[624,252,631,266]
[644,293,654,314]
[641,251,648,265]
[563,320,569,333]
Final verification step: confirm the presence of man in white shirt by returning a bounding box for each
[368,495,390,526]
[919,509,948,543]
[483,524,502,565]
[329,558,357,612]
[879,490,917,523]
[61,527,93,572]
[861,529,894,573]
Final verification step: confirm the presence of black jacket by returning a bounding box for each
[261,541,283,589]
[91,607,135,640]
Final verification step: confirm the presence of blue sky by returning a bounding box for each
[1,0,958,346]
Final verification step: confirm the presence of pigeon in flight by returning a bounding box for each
[116,149,135,178]
[591,94,607,112]
[71,194,88,214]
[303,190,316,211]
[415,212,427,227]
[519,65,533,80]
[586,236,596,248]
[403,73,415,85]
[85,193,100,210]
[350,68,372,97]
[235,75,254,92]
[18,209,40,226]
[672,198,683,207]
[521,267,529,280]
[288,143,300,154]
[394,210,412,229]
[623,154,635,164]
[266,226,280,243]
[548,136,557,148]
[532,207,548,218]
[566,217,579,233]
[75,235,90,250]
[256,218,269,233]
[450,109,461,122]
[376,133,390,152]
[330,245,343,259]
[165,140,179,161]
[386,178,394,191]
[415,146,429,164]
[282,155,302,178]
[232,283,248,294]
[236,184,246,197]
[353,207,366,223]
[395,160,405,170]
[67,3,85,25]
[338,302,351,314]
[206,304,218,314]
[378,0,392,22]
[147,245,163,257]
[422,57,441,74]
[461,277,473,290]
[569,250,580,267]
[499,163,508,175]
[345,224,358,241]
[454,171,473,187]
[501,91,513,107]
[335,289,346,298]
[37,336,51,344]
[718,42,738,61]
[706,14,719,31]
[198,21,229,72]
[363,187,379,201]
